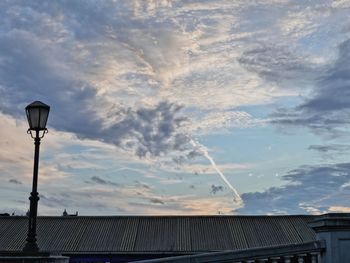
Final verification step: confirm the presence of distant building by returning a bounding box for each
[0,213,349,263]
[62,209,78,217]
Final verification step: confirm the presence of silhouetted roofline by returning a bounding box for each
[0,214,319,253]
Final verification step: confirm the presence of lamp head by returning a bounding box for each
[25,101,50,131]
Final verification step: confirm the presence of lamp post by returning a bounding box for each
[22,101,50,254]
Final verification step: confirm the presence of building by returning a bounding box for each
[0,213,349,263]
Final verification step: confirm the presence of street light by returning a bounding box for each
[22,101,50,253]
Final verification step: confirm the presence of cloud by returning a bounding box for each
[0,1,191,160]
[90,176,119,186]
[149,198,165,205]
[308,144,350,160]
[134,180,152,190]
[238,44,318,88]
[238,162,350,214]
[162,161,250,175]
[2,0,350,216]
[0,16,196,161]
[331,0,350,8]
[0,110,217,216]
[210,184,223,194]
[0,0,293,158]
[271,39,350,135]
[9,179,22,185]
[106,102,191,158]
[184,110,261,135]
[40,193,72,209]
[0,113,32,175]
[308,144,350,153]
[328,206,350,212]
[180,196,241,215]
[127,195,240,215]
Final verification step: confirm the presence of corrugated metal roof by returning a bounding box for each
[0,215,317,253]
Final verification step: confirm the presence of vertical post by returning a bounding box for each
[297,254,306,263]
[270,257,280,263]
[284,256,293,263]
[23,130,41,253]
[310,253,318,263]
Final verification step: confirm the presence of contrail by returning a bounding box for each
[190,139,243,204]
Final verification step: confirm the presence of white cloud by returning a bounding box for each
[184,110,261,135]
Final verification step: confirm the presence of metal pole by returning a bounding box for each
[23,130,41,253]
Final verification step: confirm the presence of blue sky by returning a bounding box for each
[1,0,350,215]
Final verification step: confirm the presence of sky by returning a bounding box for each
[1,0,350,216]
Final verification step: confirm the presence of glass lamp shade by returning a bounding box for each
[25,101,50,131]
